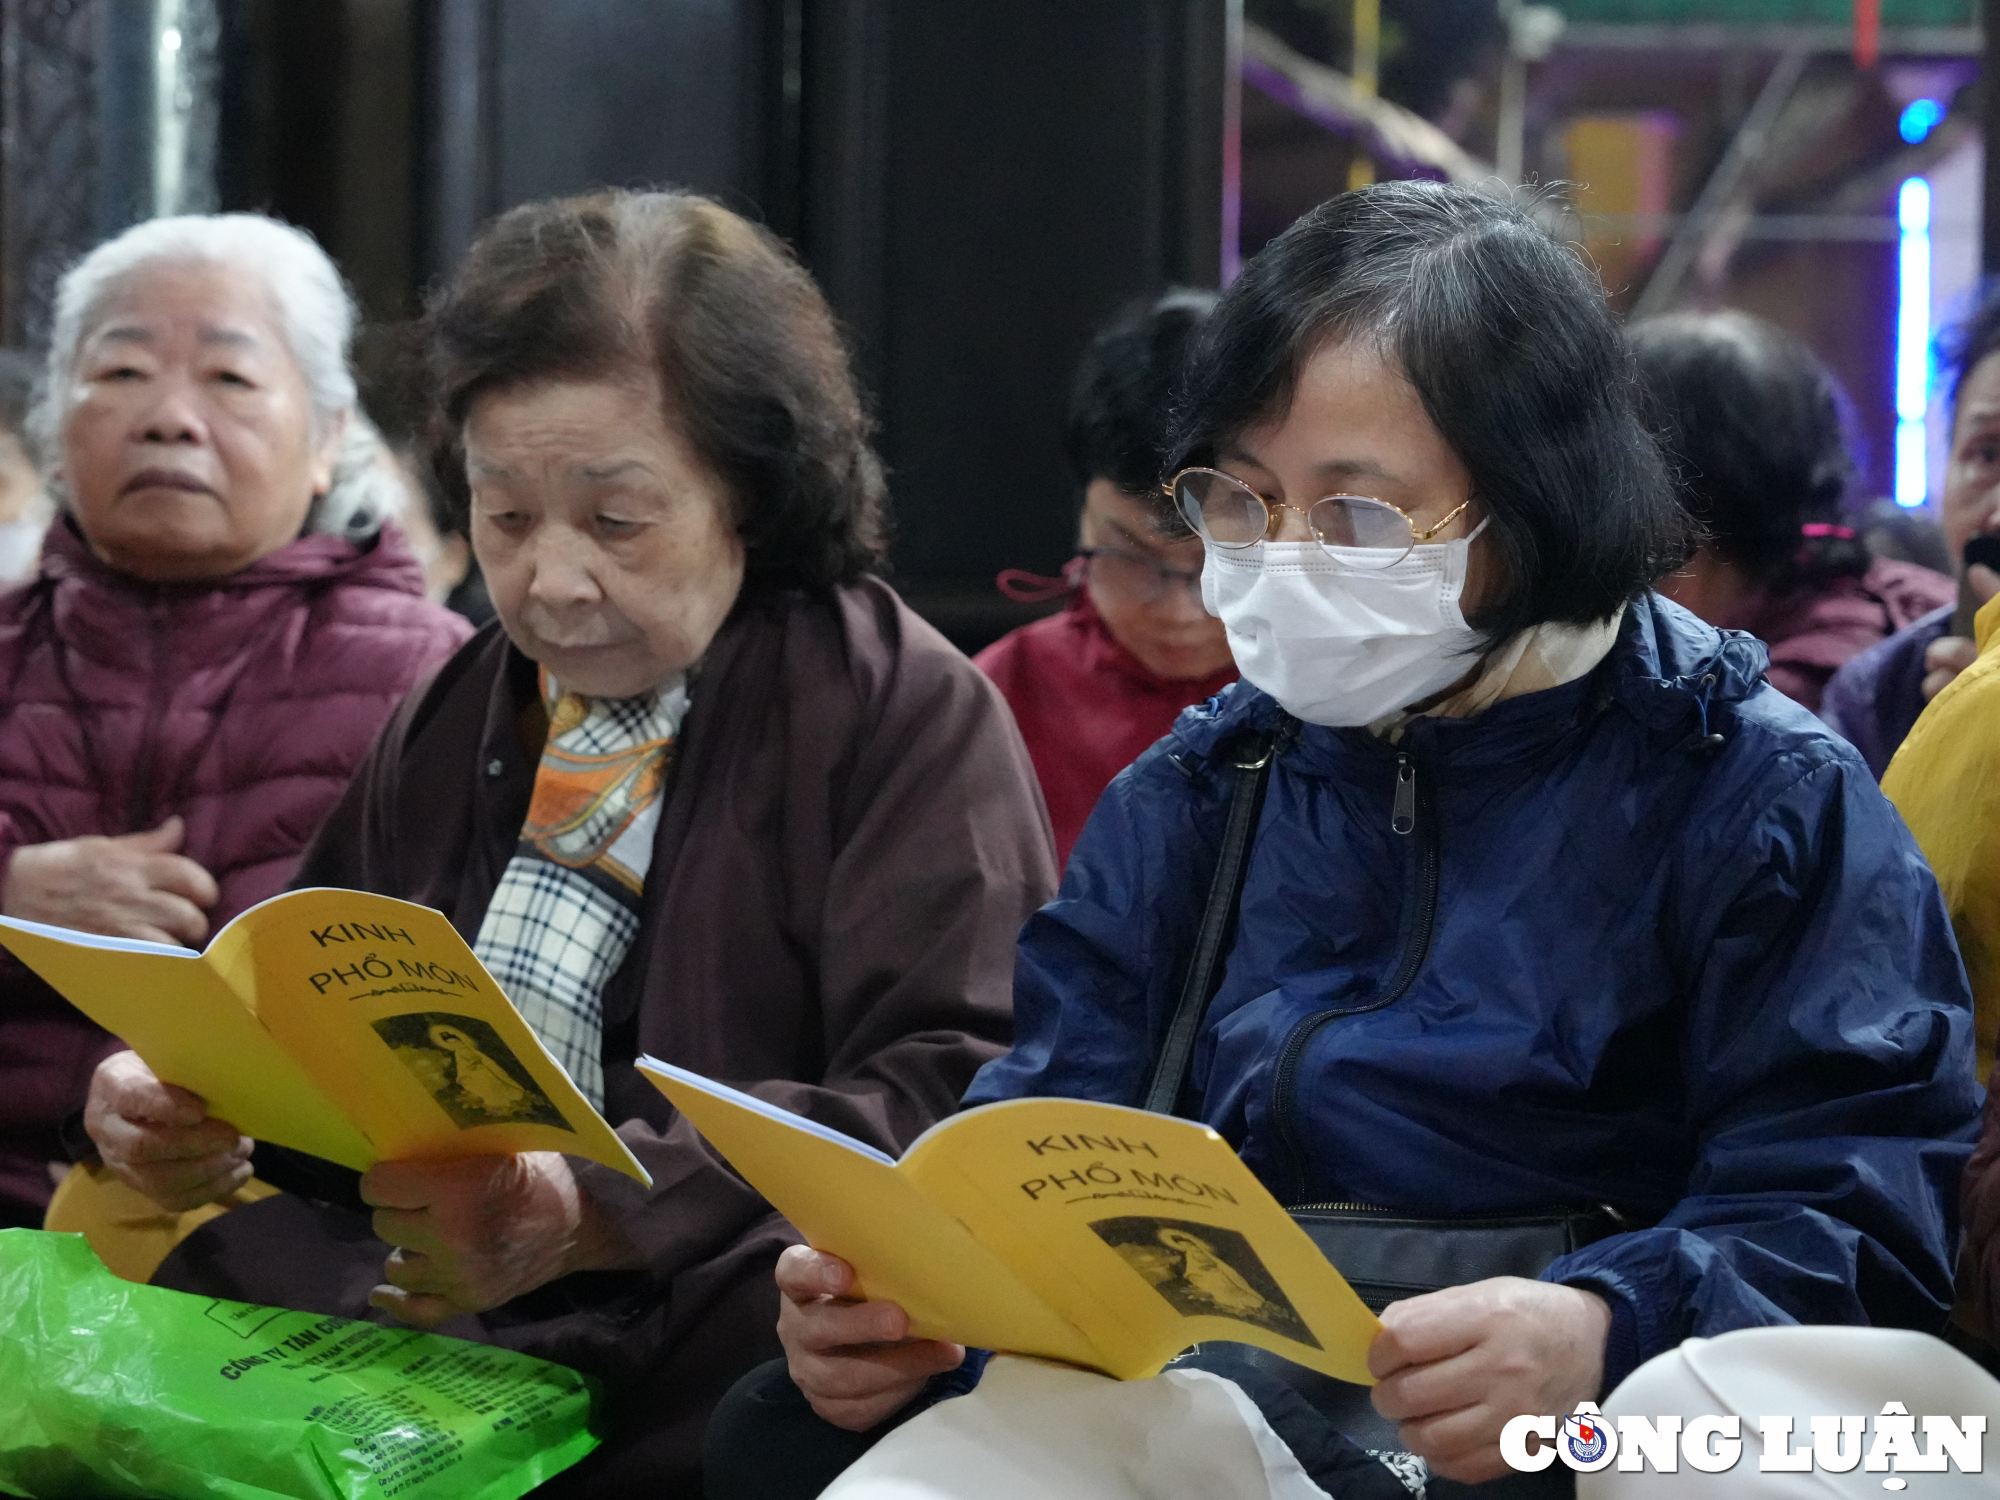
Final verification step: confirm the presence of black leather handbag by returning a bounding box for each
[1147,726,1625,1458]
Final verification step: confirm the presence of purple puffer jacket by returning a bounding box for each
[0,518,472,1223]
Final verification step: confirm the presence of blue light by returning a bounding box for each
[1895,176,1932,508]
[1899,98,1945,145]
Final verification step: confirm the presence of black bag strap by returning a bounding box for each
[1141,727,1280,1116]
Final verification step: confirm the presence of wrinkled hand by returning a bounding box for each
[1923,563,2000,700]
[776,1245,964,1431]
[86,1049,252,1211]
[363,1153,637,1328]
[1369,1277,1611,1484]
[3,816,218,946]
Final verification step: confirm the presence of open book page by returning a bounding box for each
[638,1059,1102,1369]
[639,1060,1380,1382]
[201,890,647,1183]
[901,1099,1380,1383]
[0,916,373,1169]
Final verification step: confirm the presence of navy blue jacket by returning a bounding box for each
[967,595,1981,1384]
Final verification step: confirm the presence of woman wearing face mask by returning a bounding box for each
[721,182,1979,1500]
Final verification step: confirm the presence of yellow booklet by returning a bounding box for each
[640,1059,1379,1383]
[0,889,648,1185]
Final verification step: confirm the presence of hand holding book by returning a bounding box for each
[3,886,655,1321]
[638,1059,1380,1386]
[85,1049,256,1212]
[776,1244,970,1432]
[0,887,648,1182]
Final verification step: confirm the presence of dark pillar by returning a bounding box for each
[421,0,496,288]
[0,0,219,346]
[420,0,781,285]
[804,0,1233,648]
[220,0,421,323]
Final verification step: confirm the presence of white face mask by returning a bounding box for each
[1201,522,1489,727]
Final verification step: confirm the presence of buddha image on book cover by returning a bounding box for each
[373,1012,571,1130]
[1089,1215,1319,1347]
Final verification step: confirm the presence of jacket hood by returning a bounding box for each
[37,514,428,600]
[1167,591,1771,769]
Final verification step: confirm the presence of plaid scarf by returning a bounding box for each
[472,670,688,1108]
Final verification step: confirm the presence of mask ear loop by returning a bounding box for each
[995,555,1089,603]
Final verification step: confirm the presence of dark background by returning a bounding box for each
[216,0,1234,650]
[2,1,1990,645]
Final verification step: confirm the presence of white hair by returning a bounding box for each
[28,213,387,541]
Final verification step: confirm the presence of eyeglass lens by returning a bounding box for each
[1087,547,1200,606]
[1173,469,1416,567]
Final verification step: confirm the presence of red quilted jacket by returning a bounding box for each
[0,518,472,1222]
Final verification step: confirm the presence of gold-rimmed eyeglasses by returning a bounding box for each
[1167,467,1471,570]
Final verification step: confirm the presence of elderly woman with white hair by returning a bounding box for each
[0,213,471,1226]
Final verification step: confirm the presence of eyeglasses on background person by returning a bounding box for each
[1079,544,1203,606]
[995,544,1204,607]
[1168,466,1471,569]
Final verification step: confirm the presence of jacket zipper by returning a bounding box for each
[125,598,173,832]
[1289,1199,1621,1222]
[1270,749,1442,1202]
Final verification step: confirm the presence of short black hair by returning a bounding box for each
[1630,310,1862,588]
[426,190,887,591]
[1066,288,1217,495]
[1941,279,2000,424]
[1166,180,1690,642]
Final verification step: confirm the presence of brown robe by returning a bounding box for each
[152,578,1057,1497]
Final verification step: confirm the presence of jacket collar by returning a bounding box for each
[37,513,427,599]
[1168,592,1770,775]
[1066,586,1238,698]
[31,514,429,670]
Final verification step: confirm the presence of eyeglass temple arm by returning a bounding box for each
[1409,498,1473,542]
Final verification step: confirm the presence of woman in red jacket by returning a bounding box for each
[0,213,471,1225]
[1631,310,1954,712]
[976,292,1236,864]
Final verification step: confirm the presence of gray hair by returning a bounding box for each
[27,213,385,541]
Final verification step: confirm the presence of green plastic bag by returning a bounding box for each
[0,1229,600,1499]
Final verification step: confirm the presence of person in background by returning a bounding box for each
[0,214,471,1227]
[368,431,491,622]
[1891,588,2000,1359]
[712,182,1977,1500]
[354,321,493,623]
[976,290,1235,864]
[1861,495,1955,575]
[1631,310,1953,715]
[1824,292,2000,777]
[0,348,53,583]
[1882,584,2000,1085]
[80,190,1052,1498]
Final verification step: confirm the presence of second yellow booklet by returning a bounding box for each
[640,1059,1379,1383]
[0,889,648,1184]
